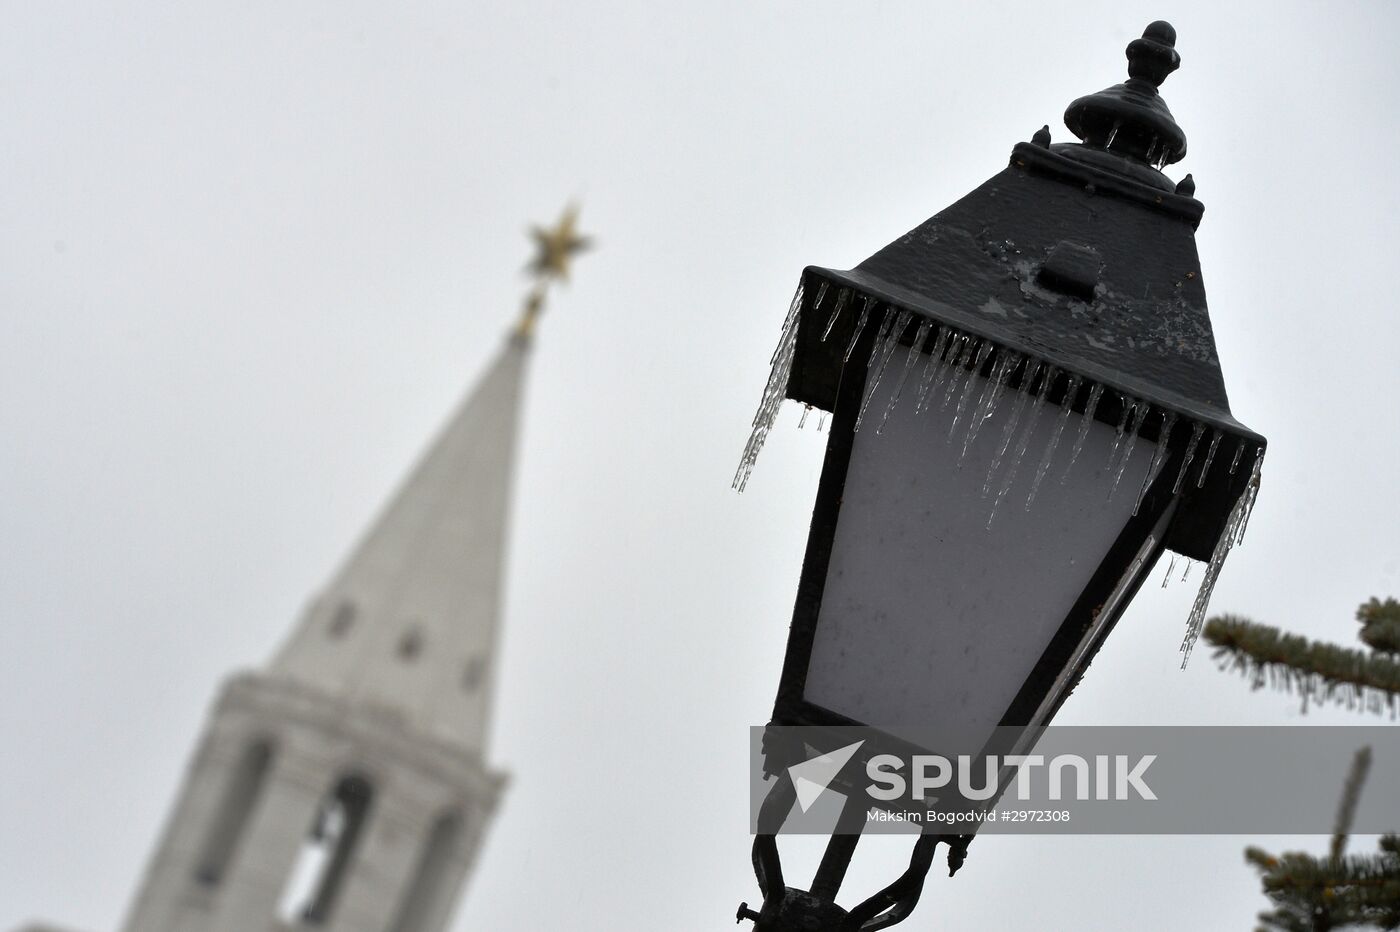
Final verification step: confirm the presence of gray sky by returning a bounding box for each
[3,2,1398,930]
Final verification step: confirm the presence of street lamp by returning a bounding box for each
[735,21,1266,930]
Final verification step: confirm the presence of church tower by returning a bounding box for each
[115,209,589,932]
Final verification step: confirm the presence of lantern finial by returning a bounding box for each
[1063,21,1187,168]
[1129,21,1180,86]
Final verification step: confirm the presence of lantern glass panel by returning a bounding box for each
[802,345,1156,752]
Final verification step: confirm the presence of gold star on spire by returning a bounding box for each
[515,203,592,340]
[527,203,591,282]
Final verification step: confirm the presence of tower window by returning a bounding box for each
[397,626,424,661]
[277,773,375,925]
[194,738,275,886]
[461,656,487,692]
[386,811,464,932]
[327,600,356,638]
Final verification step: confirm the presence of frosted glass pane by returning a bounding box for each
[803,347,1154,753]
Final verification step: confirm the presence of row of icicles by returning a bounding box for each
[734,281,1265,667]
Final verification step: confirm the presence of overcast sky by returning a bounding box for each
[3,2,1399,930]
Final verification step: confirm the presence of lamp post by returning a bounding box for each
[735,22,1266,931]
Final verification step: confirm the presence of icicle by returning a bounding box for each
[938,337,978,413]
[983,358,1041,496]
[821,287,850,342]
[1061,381,1104,483]
[1196,428,1223,489]
[961,350,1018,464]
[768,289,805,368]
[865,306,896,368]
[1180,450,1265,666]
[817,411,826,432]
[1132,410,1176,516]
[1027,373,1080,508]
[931,334,969,411]
[1107,119,1121,148]
[1235,482,1259,546]
[798,404,811,429]
[811,281,829,316]
[1161,552,1178,588]
[1104,395,1133,476]
[856,309,913,431]
[1181,558,1192,582]
[947,341,993,438]
[877,319,931,434]
[1168,421,1205,495]
[913,328,954,413]
[1228,437,1246,475]
[1235,446,1265,545]
[1107,402,1147,501]
[842,296,875,364]
[989,365,1056,527]
[733,282,804,491]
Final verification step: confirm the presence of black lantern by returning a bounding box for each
[735,21,1266,931]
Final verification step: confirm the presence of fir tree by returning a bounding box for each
[1203,599,1400,929]
[1205,598,1400,715]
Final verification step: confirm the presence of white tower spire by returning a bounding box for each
[271,329,529,751]
[109,207,590,932]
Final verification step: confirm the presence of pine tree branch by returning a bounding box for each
[1254,907,1312,932]
[1254,851,1400,893]
[1333,747,1373,860]
[1249,846,1400,931]
[1359,598,1400,655]
[1204,615,1400,715]
[1232,599,1400,930]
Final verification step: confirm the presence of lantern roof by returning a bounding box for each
[781,22,1263,566]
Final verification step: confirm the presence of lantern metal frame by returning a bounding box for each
[735,20,1269,932]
